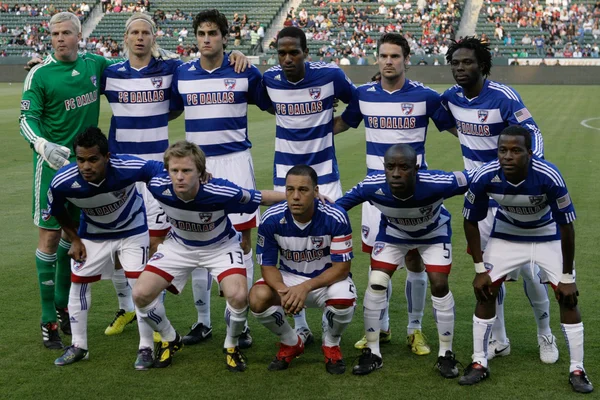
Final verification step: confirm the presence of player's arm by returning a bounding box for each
[334,88,362,135]
[335,180,368,211]
[169,110,183,120]
[258,190,286,205]
[504,99,544,158]
[333,68,357,105]
[431,93,458,137]
[48,184,86,262]
[228,50,250,73]
[441,169,473,198]
[261,265,287,293]
[256,222,287,292]
[247,66,274,113]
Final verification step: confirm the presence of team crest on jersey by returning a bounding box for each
[151,77,163,88]
[309,88,321,100]
[149,252,164,262]
[311,236,324,249]
[198,213,212,223]
[477,110,489,123]
[361,225,370,238]
[112,189,126,200]
[21,100,30,110]
[90,75,97,87]
[529,195,545,206]
[401,103,414,115]
[373,242,385,256]
[419,205,433,215]
[224,79,236,90]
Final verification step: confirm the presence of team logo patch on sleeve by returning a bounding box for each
[556,193,571,209]
[20,100,30,110]
[373,242,385,256]
[514,107,532,122]
[361,225,370,238]
[257,234,265,247]
[239,189,251,204]
[466,189,476,204]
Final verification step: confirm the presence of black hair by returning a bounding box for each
[193,9,229,47]
[498,125,532,150]
[73,126,109,155]
[286,164,318,187]
[377,32,410,58]
[384,143,417,166]
[276,26,307,51]
[446,36,493,77]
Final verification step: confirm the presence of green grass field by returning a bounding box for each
[0,82,599,399]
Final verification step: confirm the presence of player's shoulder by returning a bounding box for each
[486,79,522,102]
[50,164,80,188]
[24,56,56,82]
[260,201,289,225]
[202,177,242,197]
[472,160,502,183]
[441,84,461,97]
[148,171,172,189]
[361,172,387,186]
[357,81,379,93]
[407,79,440,96]
[418,169,456,182]
[263,64,282,77]
[530,157,566,187]
[104,60,128,74]
[109,154,146,166]
[317,201,350,225]
[174,58,199,75]
[308,61,340,70]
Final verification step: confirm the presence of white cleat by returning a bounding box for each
[538,334,559,364]
[487,339,511,360]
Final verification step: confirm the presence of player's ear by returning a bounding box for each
[314,185,319,198]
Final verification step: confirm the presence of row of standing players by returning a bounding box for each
[19,10,592,393]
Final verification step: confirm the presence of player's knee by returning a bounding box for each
[405,251,424,272]
[38,228,61,253]
[132,285,152,308]
[429,275,449,297]
[369,269,391,293]
[249,284,274,313]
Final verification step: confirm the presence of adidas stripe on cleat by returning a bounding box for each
[55,307,71,335]
[41,322,63,350]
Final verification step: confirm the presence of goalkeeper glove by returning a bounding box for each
[152,47,180,60]
[33,138,71,170]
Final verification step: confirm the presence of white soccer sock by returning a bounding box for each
[473,315,495,368]
[68,282,91,350]
[323,306,354,347]
[293,309,309,331]
[137,296,176,342]
[432,292,455,356]
[112,268,134,312]
[380,278,392,332]
[224,302,248,348]
[127,278,153,350]
[363,307,382,357]
[522,265,551,336]
[253,305,298,346]
[244,250,254,291]
[191,267,212,327]
[491,282,509,344]
[406,270,427,334]
[561,322,585,373]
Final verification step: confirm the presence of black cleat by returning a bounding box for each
[55,307,71,335]
[238,327,253,350]
[268,336,304,371]
[41,322,63,350]
[570,370,594,394]
[352,348,383,376]
[323,345,346,375]
[224,346,247,372]
[154,333,183,368]
[458,362,489,385]
[182,323,212,346]
[436,350,460,379]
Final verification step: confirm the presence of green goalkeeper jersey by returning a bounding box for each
[19,52,116,149]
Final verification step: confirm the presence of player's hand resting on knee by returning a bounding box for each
[278,283,311,315]
[555,282,579,308]
[473,273,493,302]
[68,238,87,263]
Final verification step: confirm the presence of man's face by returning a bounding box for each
[277,36,307,81]
[450,48,482,88]
[285,174,317,219]
[378,42,408,82]
[76,146,109,184]
[125,20,155,59]
[168,156,201,200]
[498,135,532,180]
[196,22,225,58]
[384,152,417,197]
[51,20,81,62]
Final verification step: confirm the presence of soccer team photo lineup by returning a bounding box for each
[7,4,599,397]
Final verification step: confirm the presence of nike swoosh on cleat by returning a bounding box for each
[495,346,509,354]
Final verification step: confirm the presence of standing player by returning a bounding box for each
[169,10,271,348]
[262,26,356,340]
[250,165,355,374]
[48,127,161,369]
[460,127,593,393]
[333,32,455,355]
[336,144,469,378]
[131,141,286,370]
[19,12,120,349]
[440,37,558,363]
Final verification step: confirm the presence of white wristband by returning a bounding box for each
[474,262,486,273]
[560,273,575,284]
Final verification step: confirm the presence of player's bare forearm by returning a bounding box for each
[464,218,483,263]
[303,261,351,292]
[559,223,575,273]
[54,212,79,242]
[259,190,286,205]
[261,265,287,292]
[333,116,351,135]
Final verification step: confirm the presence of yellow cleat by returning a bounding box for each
[407,329,431,355]
[153,331,162,343]
[104,309,136,336]
[354,329,392,350]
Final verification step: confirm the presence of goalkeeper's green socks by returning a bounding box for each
[36,249,57,323]
[55,238,72,309]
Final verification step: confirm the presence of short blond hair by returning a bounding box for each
[49,12,81,33]
[164,141,206,174]
[123,12,158,57]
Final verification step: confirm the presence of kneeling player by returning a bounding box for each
[336,144,471,378]
[48,128,163,369]
[460,126,592,393]
[249,165,355,374]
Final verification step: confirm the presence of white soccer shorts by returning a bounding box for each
[71,231,149,283]
[370,241,452,274]
[137,182,170,237]
[144,235,246,294]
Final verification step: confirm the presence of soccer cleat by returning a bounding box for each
[296,327,314,346]
[153,332,162,343]
[104,309,136,336]
[182,323,213,346]
[436,350,460,379]
[54,345,89,366]
[55,307,71,335]
[352,347,383,376]
[41,322,63,350]
[322,345,346,374]
[458,362,489,385]
[354,329,392,350]
[407,330,430,355]
[570,370,594,394]
[267,336,304,371]
[134,347,154,371]
[154,333,183,368]
[224,346,247,372]
[538,334,559,364]
[487,339,511,360]
[239,326,253,350]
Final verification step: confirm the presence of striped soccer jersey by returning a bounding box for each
[336,170,471,244]
[463,156,576,242]
[262,62,356,186]
[48,155,164,240]
[256,200,353,278]
[341,79,448,172]
[102,58,182,161]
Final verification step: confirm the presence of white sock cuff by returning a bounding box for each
[406,270,427,281]
[137,296,161,316]
[326,305,354,318]
[36,249,57,262]
[562,322,584,332]
[364,287,388,310]
[432,292,455,310]
[251,305,279,318]
[244,249,253,262]
[59,238,71,250]
[473,315,496,325]
[226,302,248,317]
